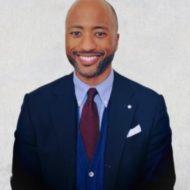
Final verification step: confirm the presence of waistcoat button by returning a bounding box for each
[88,171,94,178]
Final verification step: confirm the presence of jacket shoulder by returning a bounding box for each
[27,73,73,98]
[114,71,165,108]
[115,72,160,96]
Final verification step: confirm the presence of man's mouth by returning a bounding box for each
[79,55,99,64]
[75,52,104,65]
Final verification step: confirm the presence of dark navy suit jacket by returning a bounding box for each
[11,71,175,190]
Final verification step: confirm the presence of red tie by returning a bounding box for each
[80,88,99,160]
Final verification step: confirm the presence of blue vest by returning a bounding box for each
[77,109,108,190]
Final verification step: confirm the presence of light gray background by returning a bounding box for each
[0,0,190,189]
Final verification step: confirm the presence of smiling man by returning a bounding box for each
[11,0,175,190]
[65,0,119,85]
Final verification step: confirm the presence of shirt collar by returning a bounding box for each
[73,70,114,107]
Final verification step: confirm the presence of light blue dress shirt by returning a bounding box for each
[73,70,114,128]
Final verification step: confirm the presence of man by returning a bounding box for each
[11,0,175,189]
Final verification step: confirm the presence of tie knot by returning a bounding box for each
[87,88,97,101]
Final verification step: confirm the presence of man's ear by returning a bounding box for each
[115,33,120,51]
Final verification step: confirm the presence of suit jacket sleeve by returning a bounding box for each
[140,95,175,190]
[11,94,43,190]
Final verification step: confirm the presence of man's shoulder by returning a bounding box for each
[114,71,167,114]
[27,73,73,99]
[115,71,159,93]
[114,71,162,103]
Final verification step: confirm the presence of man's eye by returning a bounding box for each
[95,32,106,38]
[70,31,81,38]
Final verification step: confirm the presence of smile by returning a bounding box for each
[77,54,103,65]
[79,56,98,62]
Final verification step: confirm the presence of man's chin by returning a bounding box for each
[76,68,100,79]
[72,60,102,78]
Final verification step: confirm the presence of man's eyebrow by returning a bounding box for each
[68,25,83,30]
[67,25,109,30]
[93,26,109,30]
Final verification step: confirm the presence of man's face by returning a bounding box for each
[65,1,119,84]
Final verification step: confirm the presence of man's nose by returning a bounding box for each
[80,35,96,51]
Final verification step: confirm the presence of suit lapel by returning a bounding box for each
[51,74,77,189]
[104,72,137,190]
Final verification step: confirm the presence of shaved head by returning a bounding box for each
[66,0,118,32]
[104,0,118,31]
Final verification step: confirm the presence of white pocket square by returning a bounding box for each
[126,124,142,138]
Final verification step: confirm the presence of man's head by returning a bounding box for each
[65,0,119,85]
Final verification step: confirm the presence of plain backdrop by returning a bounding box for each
[0,0,190,189]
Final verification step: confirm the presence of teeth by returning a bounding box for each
[80,56,98,62]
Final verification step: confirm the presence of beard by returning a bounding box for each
[67,52,115,78]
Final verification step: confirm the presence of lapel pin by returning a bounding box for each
[127,104,132,109]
